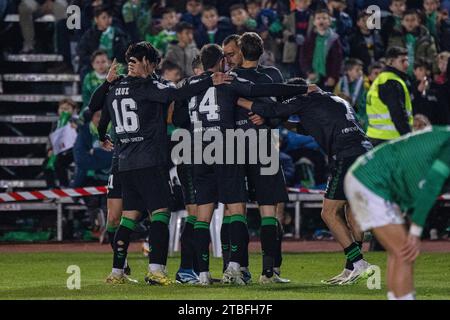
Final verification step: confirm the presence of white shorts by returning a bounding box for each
[344,172,405,232]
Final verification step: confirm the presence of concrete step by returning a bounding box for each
[0,158,45,166]
[3,74,79,82]
[0,115,58,123]
[0,94,81,103]
[4,54,63,63]
[0,180,47,188]
[0,137,48,144]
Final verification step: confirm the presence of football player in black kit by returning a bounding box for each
[103,42,233,285]
[237,79,376,285]
[228,32,291,284]
[222,33,290,284]
[184,44,310,285]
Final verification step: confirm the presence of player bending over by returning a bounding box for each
[345,126,450,300]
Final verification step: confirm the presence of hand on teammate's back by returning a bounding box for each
[307,84,320,94]
[101,139,114,152]
[211,72,234,86]
[248,113,265,126]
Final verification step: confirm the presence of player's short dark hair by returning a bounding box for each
[344,58,364,72]
[187,0,203,3]
[239,32,264,61]
[161,60,182,73]
[313,8,330,17]
[203,5,218,15]
[162,7,177,16]
[286,78,307,86]
[94,5,111,18]
[230,4,246,13]
[90,49,108,63]
[125,41,161,65]
[200,44,224,70]
[175,21,194,33]
[385,46,408,59]
[192,55,203,70]
[222,34,241,46]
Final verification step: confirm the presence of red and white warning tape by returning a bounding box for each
[288,187,325,194]
[0,186,449,203]
[0,186,107,203]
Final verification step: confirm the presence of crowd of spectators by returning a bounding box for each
[3,0,450,238]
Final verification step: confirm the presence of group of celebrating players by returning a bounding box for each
[87,31,450,301]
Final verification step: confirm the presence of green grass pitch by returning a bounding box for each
[1,252,449,300]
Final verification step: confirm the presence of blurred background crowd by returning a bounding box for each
[0,0,449,242]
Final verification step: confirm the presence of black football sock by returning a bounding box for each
[149,211,170,266]
[260,216,278,277]
[112,217,136,270]
[220,216,231,272]
[274,220,283,269]
[194,221,211,272]
[344,242,363,268]
[180,215,197,270]
[107,224,118,252]
[229,214,248,267]
[241,224,249,269]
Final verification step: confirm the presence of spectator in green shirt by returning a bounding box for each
[82,50,110,113]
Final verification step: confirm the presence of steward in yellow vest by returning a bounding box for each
[366,47,413,145]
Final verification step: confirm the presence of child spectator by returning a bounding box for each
[334,59,369,130]
[437,8,450,51]
[434,52,450,124]
[230,4,257,34]
[122,0,152,42]
[388,9,437,76]
[160,60,183,84]
[381,0,407,46]
[78,6,129,81]
[300,8,343,91]
[423,0,440,40]
[326,0,353,56]
[367,62,384,85]
[247,0,283,35]
[166,22,200,77]
[44,99,78,188]
[282,0,312,74]
[411,59,445,125]
[146,7,179,55]
[350,11,385,73]
[181,0,203,29]
[82,50,110,113]
[194,5,234,48]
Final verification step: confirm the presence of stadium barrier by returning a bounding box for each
[1,186,449,250]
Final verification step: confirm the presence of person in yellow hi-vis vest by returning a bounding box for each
[366,46,413,146]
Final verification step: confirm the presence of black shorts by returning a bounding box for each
[107,158,122,199]
[325,155,360,200]
[177,163,196,206]
[119,166,171,212]
[193,164,247,205]
[246,162,288,205]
